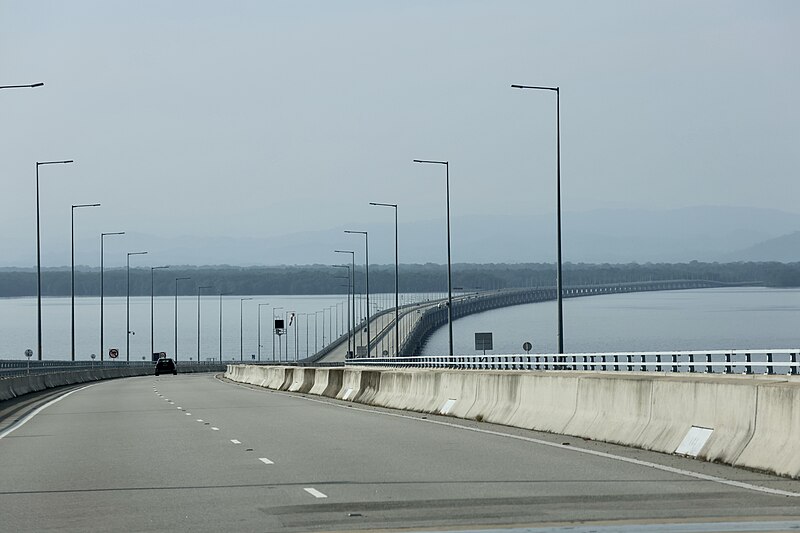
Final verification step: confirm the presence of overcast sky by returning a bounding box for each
[2,1,798,267]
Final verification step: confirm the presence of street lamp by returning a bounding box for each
[174,277,191,361]
[71,203,100,361]
[151,266,169,359]
[219,292,231,362]
[0,82,44,89]
[511,84,564,354]
[126,251,148,361]
[344,231,370,356]
[100,231,125,361]
[272,306,283,361]
[258,303,271,362]
[370,201,399,356]
[334,250,356,357]
[240,297,253,361]
[36,159,74,359]
[413,159,453,356]
[332,264,351,356]
[197,285,213,362]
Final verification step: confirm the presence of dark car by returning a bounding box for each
[155,358,177,376]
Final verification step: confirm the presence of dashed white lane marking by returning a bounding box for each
[177,407,182,410]
[230,439,241,444]
[221,377,800,500]
[304,487,327,499]
[185,413,192,416]
[196,419,204,422]
[259,457,274,465]
[0,384,98,440]
[211,427,220,431]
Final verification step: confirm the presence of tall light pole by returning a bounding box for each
[240,297,253,361]
[151,266,169,359]
[100,231,125,361]
[258,303,271,362]
[0,82,44,89]
[333,265,351,356]
[370,201,399,356]
[71,202,100,361]
[36,159,74,359]
[413,159,453,356]
[344,231,370,355]
[511,84,564,354]
[314,310,322,353]
[334,250,356,357]
[219,292,231,362]
[174,277,191,361]
[272,306,283,361]
[197,285,213,362]
[126,251,148,361]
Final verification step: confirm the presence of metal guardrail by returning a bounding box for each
[345,350,800,375]
[0,359,225,379]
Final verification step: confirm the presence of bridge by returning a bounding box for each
[312,279,756,361]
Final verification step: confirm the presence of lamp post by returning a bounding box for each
[344,231,370,356]
[197,285,213,362]
[126,251,148,361]
[71,203,100,361]
[370,202,399,356]
[0,82,44,89]
[314,310,322,352]
[174,277,191,361]
[511,84,564,354]
[240,297,253,361]
[258,303,271,362]
[272,306,283,361]
[100,231,125,361]
[334,250,355,357]
[36,159,74,359]
[151,266,169,359]
[333,265,351,356]
[298,313,309,358]
[413,159,453,356]
[219,292,231,362]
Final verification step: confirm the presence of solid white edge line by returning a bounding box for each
[217,376,800,499]
[304,487,327,498]
[0,384,99,440]
[259,457,274,465]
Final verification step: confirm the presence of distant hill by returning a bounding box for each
[726,231,800,262]
[4,206,800,267]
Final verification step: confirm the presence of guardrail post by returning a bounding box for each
[725,352,732,374]
[766,352,775,375]
[705,353,712,374]
[791,352,799,376]
[656,354,662,373]
[745,352,752,375]
[590,354,595,371]
[613,354,619,372]
[671,353,678,373]
[688,353,695,373]
[640,354,646,372]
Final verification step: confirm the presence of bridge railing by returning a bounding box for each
[345,350,800,375]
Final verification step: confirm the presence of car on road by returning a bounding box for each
[154,358,177,376]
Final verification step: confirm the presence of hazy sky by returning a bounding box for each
[2,1,798,266]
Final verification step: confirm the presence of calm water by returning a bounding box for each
[422,287,800,355]
[0,292,413,361]
[2,288,798,360]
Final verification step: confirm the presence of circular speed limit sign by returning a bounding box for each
[522,342,532,353]
[109,348,119,359]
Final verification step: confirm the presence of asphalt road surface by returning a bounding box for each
[2,373,800,532]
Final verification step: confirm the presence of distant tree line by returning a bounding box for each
[0,262,798,298]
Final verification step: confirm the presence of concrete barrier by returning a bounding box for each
[1,364,226,402]
[223,364,800,479]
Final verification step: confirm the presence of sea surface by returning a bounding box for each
[1,287,798,361]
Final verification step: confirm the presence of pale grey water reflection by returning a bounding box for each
[422,288,800,356]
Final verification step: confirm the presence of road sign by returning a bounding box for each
[475,332,493,352]
[24,349,33,358]
[523,341,532,353]
[109,348,119,359]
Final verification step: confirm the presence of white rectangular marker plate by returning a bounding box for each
[676,426,714,457]
[440,398,457,415]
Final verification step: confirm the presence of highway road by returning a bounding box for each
[2,373,800,532]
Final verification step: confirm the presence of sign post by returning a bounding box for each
[474,332,493,356]
[25,348,33,375]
